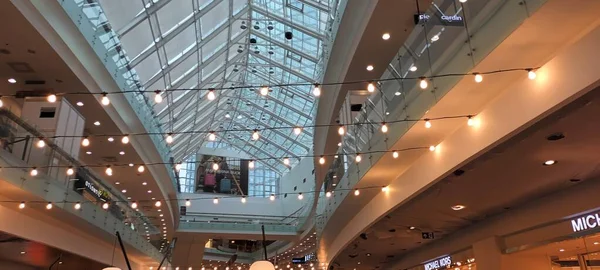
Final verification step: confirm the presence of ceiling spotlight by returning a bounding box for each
[260,86,269,96]
[381,122,388,133]
[101,92,110,106]
[528,69,537,80]
[544,160,556,166]
[451,204,466,211]
[121,135,129,144]
[108,137,114,142]
[559,249,565,252]
[382,33,391,40]
[338,125,345,135]
[312,84,321,97]
[208,132,216,141]
[409,65,417,72]
[47,94,57,103]
[394,91,401,96]
[392,151,399,159]
[8,78,16,84]
[474,73,483,83]
[154,90,163,103]
[166,133,174,144]
[366,65,374,71]
[367,82,375,93]
[81,137,90,147]
[76,101,84,106]
[137,165,145,173]
[459,0,467,2]
[185,199,191,206]
[119,151,125,156]
[86,151,92,155]
[155,200,162,207]
[67,166,74,176]
[121,189,127,193]
[419,77,428,89]
[207,89,216,100]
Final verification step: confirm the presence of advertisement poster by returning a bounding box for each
[196,155,248,195]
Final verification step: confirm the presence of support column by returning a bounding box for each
[473,237,552,270]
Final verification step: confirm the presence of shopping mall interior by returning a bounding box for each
[1,0,600,269]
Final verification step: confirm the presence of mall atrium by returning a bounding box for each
[1,0,600,269]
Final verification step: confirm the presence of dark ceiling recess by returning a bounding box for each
[453,169,465,176]
[0,49,10,54]
[546,132,565,141]
[350,104,362,112]
[7,62,34,73]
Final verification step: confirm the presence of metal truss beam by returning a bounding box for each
[251,4,324,40]
[236,110,310,152]
[251,53,314,82]
[250,30,319,63]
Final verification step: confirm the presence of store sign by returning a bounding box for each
[424,256,452,270]
[74,179,111,201]
[291,257,306,264]
[413,3,464,26]
[571,213,600,232]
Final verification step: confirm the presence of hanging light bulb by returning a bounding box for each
[105,166,113,176]
[354,189,360,196]
[249,160,255,169]
[137,165,145,173]
[212,162,219,171]
[325,191,332,198]
[131,201,138,209]
[155,201,162,207]
[419,77,428,89]
[260,86,269,96]
[208,132,216,141]
[121,135,129,144]
[319,156,325,165]
[241,196,247,203]
[381,122,388,133]
[293,127,302,135]
[474,73,483,83]
[36,138,45,148]
[81,137,90,147]
[185,199,191,207]
[67,166,74,176]
[154,90,163,103]
[283,157,290,165]
[102,202,109,209]
[207,89,216,100]
[355,154,362,163]
[101,92,110,106]
[382,186,389,192]
[30,167,38,176]
[74,202,81,210]
[312,84,321,97]
[46,202,53,210]
[175,162,182,172]
[467,116,475,126]
[298,193,304,200]
[19,202,25,209]
[429,145,436,151]
[367,82,375,93]
[0,96,3,108]
[269,194,275,201]
[528,69,537,80]
[47,94,57,103]
[338,125,345,135]
[166,133,174,144]
[213,197,219,204]
[392,151,399,159]
[424,119,432,129]
[252,129,260,141]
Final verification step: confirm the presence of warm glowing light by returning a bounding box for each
[298,193,304,200]
[283,157,290,165]
[74,202,81,210]
[8,78,16,84]
[544,160,556,166]
[269,194,275,201]
[105,166,113,176]
[19,202,25,209]
[381,123,388,133]
[313,84,321,97]
[30,168,38,176]
[207,89,216,100]
[46,203,53,210]
[108,137,114,142]
[0,97,3,108]
[367,82,375,93]
[260,86,269,96]
[36,139,45,148]
[241,196,247,203]
[366,65,374,71]
[101,93,110,106]
[528,69,537,80]
[355,154,362,163]
[338,125,345,135]
[208,132,216,141]
[131,202,138,209]
[67,167,74,176]
[425,119,432,129]
[293,127,302,135]
[467,116,475,126]
[121,135,129,144]
[354,189,360,196]
[419,77,428,89]
[154,90,163,103]
[102,202,109,209]
[175,162,182,172]
[138,165,145,173]
[459,0,467,3]
[429,145,436,151]
[155,201,162,207]
[382,33,391,40]
[212,162,219,171]
[166,133,174,144]
[319,156,325,165]
[185,199,191,207]
[409,65,417,72]
[81,137,90,147]
[252,130,260,140]
[392,151,399,159]
[47,94,57,103]
[249,160,255,169]
[474,73,483,83]
[213,197,219,204]
[325,191,332,198]
[382,186,389,192]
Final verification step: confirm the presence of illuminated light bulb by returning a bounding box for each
[248,160,255,169]
[355,154,362,163]
[19,202,25,209]
[67,166,74,176]
[409,65,417,72]
[392,151,399,159]
[241,196,247,203]
[283,157,290,165]
[312,84,321,97]
[108,137,114,142]
[467,116,474,126]
[338,125,345,135]
[382,186,389,192]
[46,203,53,210]
[382,33,391,40]
[528,69,537,80]
[213,197,219,204]
[419,77,428,89]
[74,202,81,210]
[7,78,16,84]
[208,132,216,141]
[293,127,302,135]
[424,119,432,129]
[105,166,113,176]
[81,137,90,147]
[260,86,269,96]
[30,167,38,176]
[459,0,467,2]
[252,129,260,141]
[185,199,191,207]
[366,65,374,71]
[381,122,388,133]
[269,194,275,201]
[138,165,145,173]
[354,189,360,196]
[154,90,163,103]
[155,201,162,207]
[474,73,483,83]
[166,133,174,144]
[429,145,436,151]
[207,89,216,100]
[101,92,110,106]
[319,156,325,165]
[121,135,129,144]
[212,162,219,171]
[325,191,331,198]
[0,96,3,108]
[367,82,375,93]
[175,162,182,172]
[298,193,304,200]
[36,139,45,148]
[131,202,138,209]
[102,202,109,209]
[47,94,57,103]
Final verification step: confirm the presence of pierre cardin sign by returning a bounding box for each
[424,256,452,270]
[571,212,600,232]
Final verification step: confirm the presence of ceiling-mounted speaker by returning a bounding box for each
[285,31,293,40]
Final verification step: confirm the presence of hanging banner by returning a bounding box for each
[196,155,248,195]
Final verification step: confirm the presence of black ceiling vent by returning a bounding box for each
[350,104,362,112]
[24,80,46,85]
[546,132,565,141]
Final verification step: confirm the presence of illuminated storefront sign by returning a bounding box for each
[571,213,600,232]
[424,256,452,270]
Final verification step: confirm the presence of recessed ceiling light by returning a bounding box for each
[93,121,100,126]
[237,115,243,119]
[76,102,84,107]
[127,197,131,200]
[122,189,127,193]
[20,251,26,255]
[148,190,152,193]
[128,163,134,167]
[382,33,390,40]
[544,160,556,166]
[451,205,466,211]
[385,112,390,115]
[559,249,565,252]
[409,65,417,72]
[366,65,374,71]
[142,182,147,185]
[409,226,416,230]
[115,182,120,185]
[108,137,114,142]
[8,78,17,84]
[337,142,342,146]
[86,151,92,155]
[431,34,440,42]
[594,242,599,245]
[119,151,125,155]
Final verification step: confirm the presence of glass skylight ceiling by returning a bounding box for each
[98,0,331,173]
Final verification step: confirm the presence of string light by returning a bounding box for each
[312,84,321,97]
[474,73,483,83]
[207,89,216,101]
[381,122,388,133]
[30,167,38,176]
[102,202,109,209]
[260,86,269,96]
[528,69,537,80]
[46,203,53,210]
[424,119,432,128]
[175,162,182,172]
[429,145,436,151]
[252,129,260,140]
[67,166,74,176]
[338,125,345,135]
[0,96,3,108]
[367,82,375,93]
[166,133,174,144]
[105,166,113,176]
[101,92,110,106]
[185,199,191,207]
[419,77,428,89]
[36,138,45,148]
[283,157,290,165]
[319,156,325,165]
[269,194,275,201]
[212,162,219,171]
[74,202,81,210]
[392,151,399,159]
[249,160,255,169]
[154,90,163,103]
[293,127,302,135]
[131,201,138,209]
[354,189,360,196]
[81,137,90,147]
[47,94,57,103]
[467,116,475,126]
[208,132,216,141]
[121,135,129,144]
[325,191,332,198]
[213,197,219,204]
[298,193,304,200]
[355,154,362,163]
[382,186,389,192]
[19,202,25,209]
[137,165,145,173]
[155,201,162,207]
[241,196,247,203]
